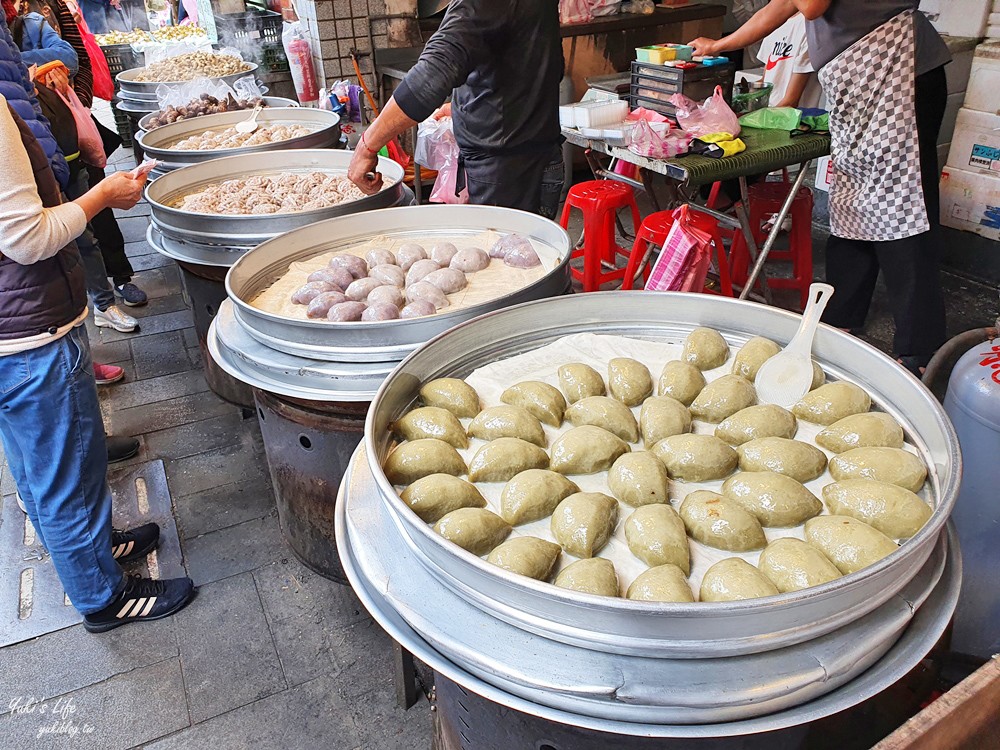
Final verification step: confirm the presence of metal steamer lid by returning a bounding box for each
[209,300,393,402]
[225,205,572,363]
[336,445,962,733]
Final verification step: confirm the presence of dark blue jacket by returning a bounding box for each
[0,16,69,188]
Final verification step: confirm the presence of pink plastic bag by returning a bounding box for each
[56,88,106,168]
[428,138,468,205]
[559,0,593,24]
[645,206,713,292]
[627,119,691,159]
[669,86,741,138]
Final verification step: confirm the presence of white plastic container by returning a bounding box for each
[964,40,1000,113]
[573,100,629,128]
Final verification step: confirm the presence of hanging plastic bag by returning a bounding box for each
[559,0,593,24]
[627,118,691,159]
[415,116,459,171]
[645,205,713,292]
[283,20,319,107]
[590,0,621,16]
[57,87,106,168]
[669,86,741,138]
[427,124,468,205]
[64,0,114,101]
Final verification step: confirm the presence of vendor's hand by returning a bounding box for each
[688,37,721,57]
[45,66,71,95]
[348,145,383,195]
[98,172,146,210]
[432,103,452,120]
[109,0,121,8]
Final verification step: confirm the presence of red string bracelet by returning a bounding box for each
[360,131,379,156]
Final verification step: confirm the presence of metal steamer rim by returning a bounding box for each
[360,292,960,643]
[335,444,962,737]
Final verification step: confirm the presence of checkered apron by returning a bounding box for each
[818,11,928,241]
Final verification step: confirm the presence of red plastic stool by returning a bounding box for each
[730,182,814,309]
[621,208,734,296]
[559,180,642,292]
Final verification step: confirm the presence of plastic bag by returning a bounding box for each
[669,86,741,138]
[645,205,713,293]
[622,0,655,13]
[283,21,319,107]
[140,41,215,66]
[415,116,459,171]
[57,87,106,168]
[559,0,593,24]
[156,77,235,109]
[427,120,468,204]
[590,0,621,16]
[627,118,691,159]
[738,106,802,131]
[64,0,114,101]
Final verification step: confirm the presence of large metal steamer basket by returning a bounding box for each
[357,291,961,725]
[116,63,260,95]
[136,96,298,132]
[226,205,573,363]
[144,149,405,267]
[136,109,342,176]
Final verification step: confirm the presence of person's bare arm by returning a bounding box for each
[689,0,798,56]
[347,98,418,194]
[791,0,831,21]
[775,72,812,108]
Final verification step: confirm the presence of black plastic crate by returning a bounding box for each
[215,9,283,47]
[111,98,134,148]
[101,43,142,83]
[630,60,736,102]
[260,42,290,74]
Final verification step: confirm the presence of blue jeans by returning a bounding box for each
[0,327,124,614]
[65,169,116,312]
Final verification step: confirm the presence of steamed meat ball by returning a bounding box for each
[328,253,368,279]
[400,300,437,318]
[326,301,368,321]
[406,281,449,310]
[291,280,336,305]
[306,291,349,318]
[307,267,352,289]
[367,285,405,308]
[369,264,406,288]
[365,248,396,267]
[406,259,441,286]
[504,243,541,268]
[423,268,468,294]
[490,233,532,260]
[450,247,491,272]
[430,242,459,265]
[395,243,427,270]
[345,277,383,301]
[361,303,400,321]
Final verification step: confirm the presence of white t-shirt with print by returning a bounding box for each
[756,13,824,109]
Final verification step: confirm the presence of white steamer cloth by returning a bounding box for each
[818,10,928,241]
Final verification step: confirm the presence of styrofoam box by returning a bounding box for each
[922,0,992,38]
[965,40,1000,113]
[940,166,1000,241]
[946,108,1000,174]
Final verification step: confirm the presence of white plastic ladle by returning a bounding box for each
[754,283,835,408]
[235,103,263,134]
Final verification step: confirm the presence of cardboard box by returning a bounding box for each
[946,108,1000,174]
[940,166,1000,241]
[964,40,1000,114]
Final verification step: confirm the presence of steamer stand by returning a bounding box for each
[337,292,964,749]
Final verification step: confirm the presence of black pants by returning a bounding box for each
[461,145,564,217]
[821,66,947,359]
[86,164,135,286]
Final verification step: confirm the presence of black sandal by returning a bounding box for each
[896,355,929,378]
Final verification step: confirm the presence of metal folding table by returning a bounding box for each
[562,127,831,301]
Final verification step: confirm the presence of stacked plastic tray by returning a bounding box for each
[630,60,736,119]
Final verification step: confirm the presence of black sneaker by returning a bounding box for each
[83,575,196,633]
[107,435,140,464]
[114,282,148,307]
[112,523,161,564]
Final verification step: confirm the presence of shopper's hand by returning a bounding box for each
[688,37,721,57]
[98,172,146,210]
[45,66,71,95]
[432,103,452,120]
[348,146,383,195]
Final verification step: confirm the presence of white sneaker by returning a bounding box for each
[94,305,139,333]
[15,492,26,513]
